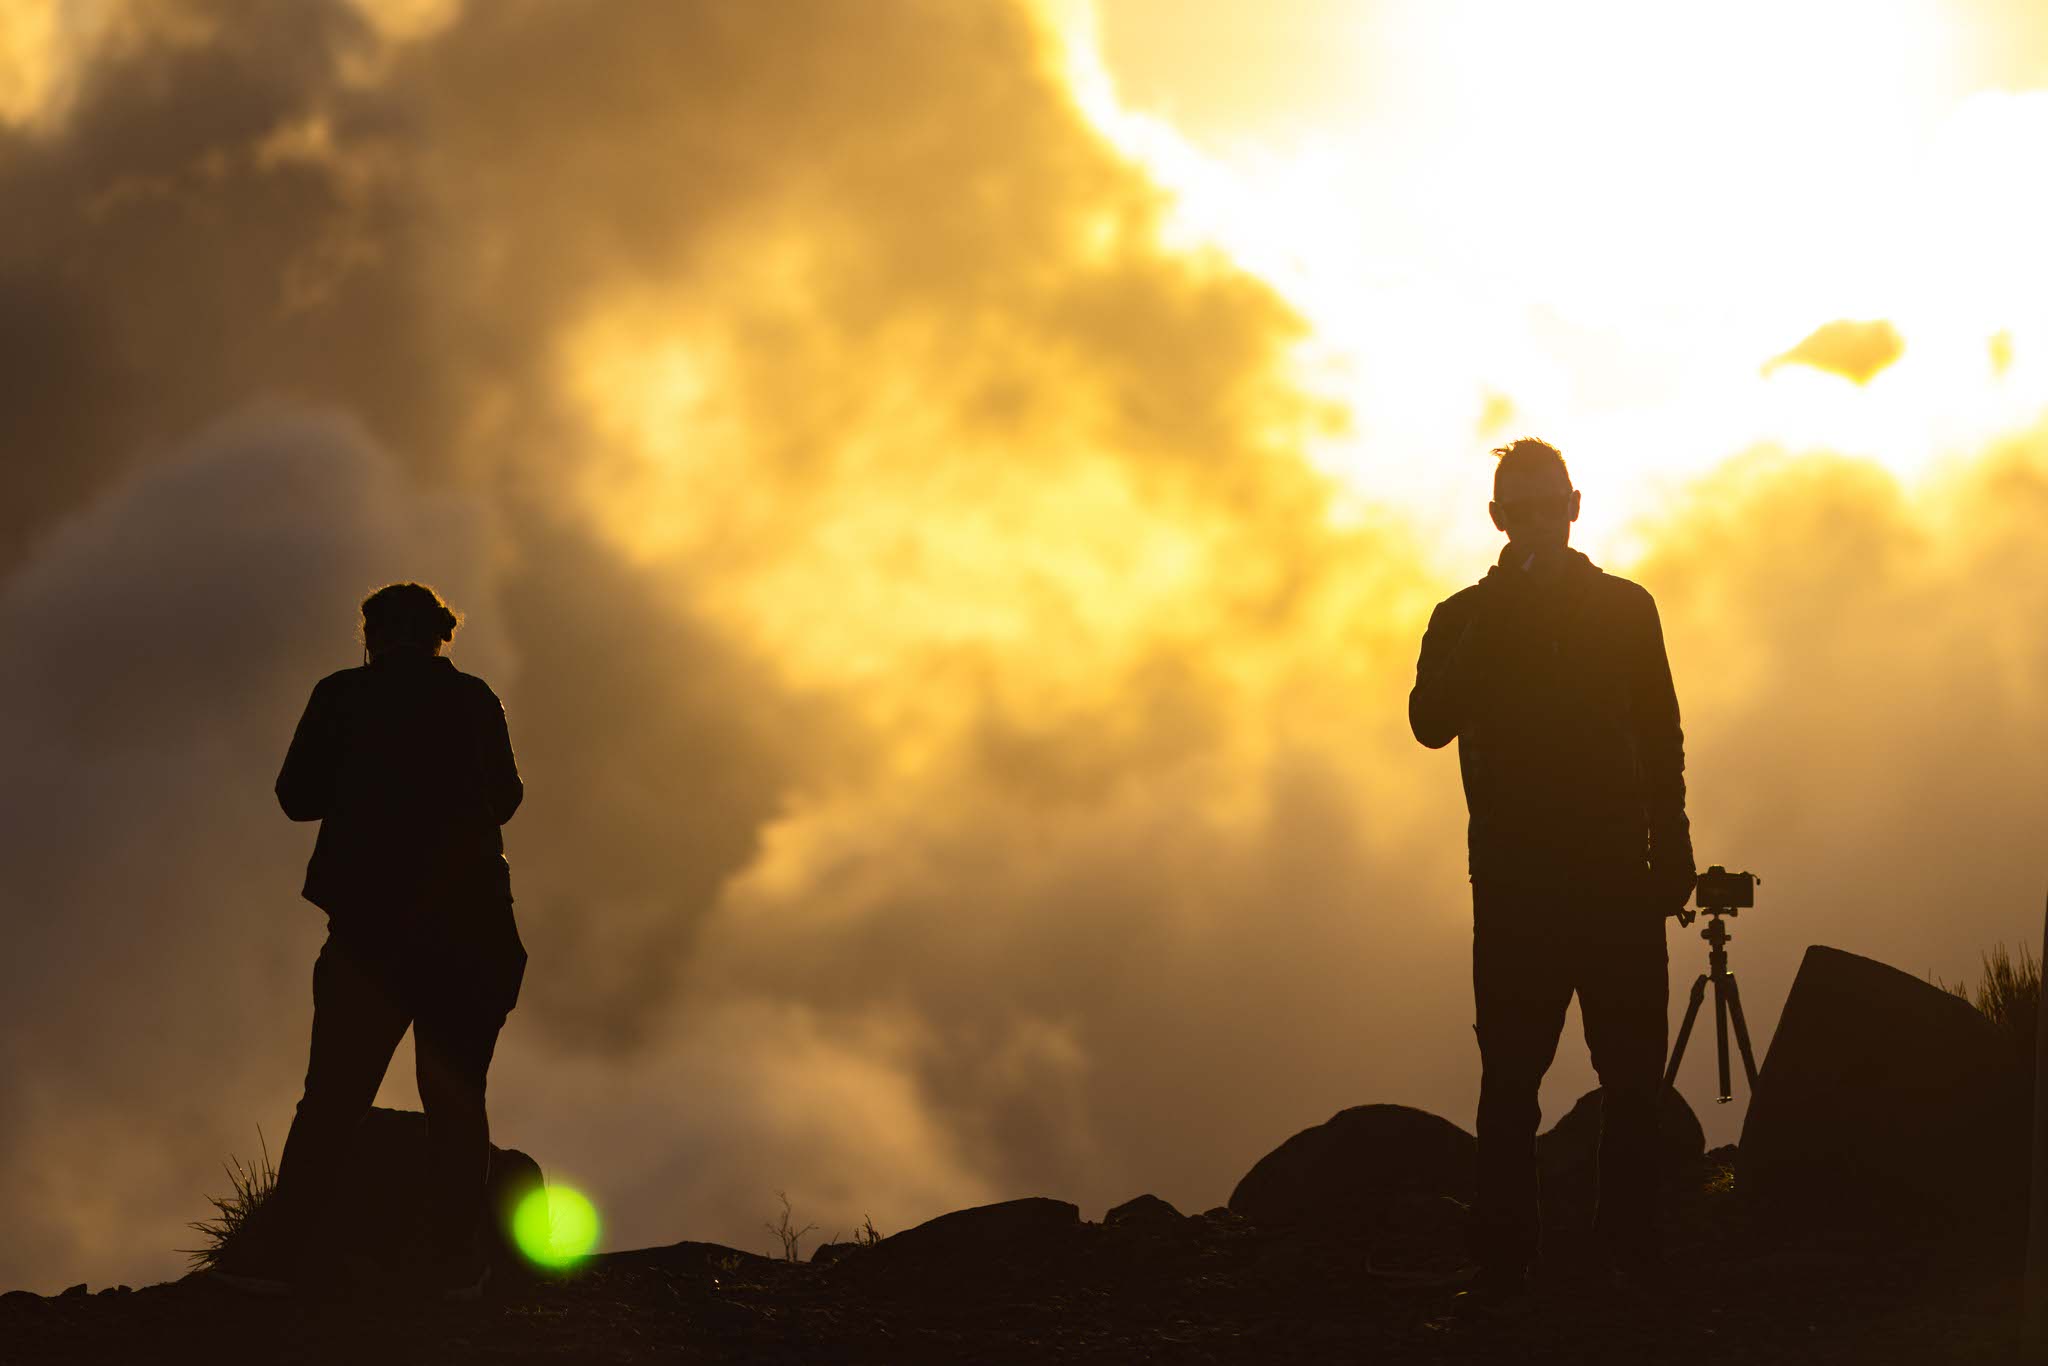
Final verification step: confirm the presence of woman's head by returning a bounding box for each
[360,582,461,658]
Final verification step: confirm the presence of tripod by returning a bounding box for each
[1664,901,1762,1104]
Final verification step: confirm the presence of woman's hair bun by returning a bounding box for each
[360,582,463,648]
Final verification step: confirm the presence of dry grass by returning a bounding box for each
[765,1190,818,1263]
[1936,940,2040,1079]
[181,1133,277,1270]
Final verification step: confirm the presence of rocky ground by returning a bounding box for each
[1,1150,2032,1365]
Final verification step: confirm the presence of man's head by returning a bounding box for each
[360,581,460,659]
[1488,437,1579,552]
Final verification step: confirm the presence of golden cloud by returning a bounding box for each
[2,0,2045,1296]
[1763,318,1906,385]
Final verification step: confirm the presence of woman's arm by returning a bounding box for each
[276,677,342,821]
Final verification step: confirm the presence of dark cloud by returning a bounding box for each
[0,0,1368,1291]
[0,1,444,567]
[494,523,808,1056]
[0,406,503,1288]
[5,0,2044,1300]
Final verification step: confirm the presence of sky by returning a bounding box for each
[0,0,2044,1293]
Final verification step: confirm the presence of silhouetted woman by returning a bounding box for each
[219,582,526,1298]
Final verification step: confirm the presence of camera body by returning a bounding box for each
[1694,864,1756,910]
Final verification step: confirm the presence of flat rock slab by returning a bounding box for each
[1739,944,2024,1238]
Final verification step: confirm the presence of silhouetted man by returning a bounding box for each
[215,582,526,1298]
[1409,439,1693,1298]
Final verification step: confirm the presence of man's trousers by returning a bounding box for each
[1470,881,1668,1271]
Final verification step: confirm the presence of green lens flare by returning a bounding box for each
[512,1185,602,1268]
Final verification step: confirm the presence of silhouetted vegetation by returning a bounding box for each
[764,1191,817,1263]
[1937,940,2040,1079]
[181,1136,275,1270]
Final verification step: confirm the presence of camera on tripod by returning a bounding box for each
[1667,863,1764,1104]
[1694,865,1755,911]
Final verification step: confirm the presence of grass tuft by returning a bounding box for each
[1935,940,2040,1079]
[181,1132,277,1270]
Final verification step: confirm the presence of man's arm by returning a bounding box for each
[1632,592,1694,905]
[1409,595,1485,749]
[276,678,341,822]
[476,684,523,825]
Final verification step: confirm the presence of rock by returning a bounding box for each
[604,1239,776,1278]
[352,1109,545,1269]
[214,1106,545,1277]
[1228,1104,1475,1233]
[839,1198,1084,1293]
[1536,1084,1705,1224]
[1738,945,2024,1238]
[59,1284,86,1298]
[1103,1194,1183,1227]
[486,1152,548,1265]
[1367,1192,1470,1278]
[810,1241,859,1266]
[870,1197,1078,1262]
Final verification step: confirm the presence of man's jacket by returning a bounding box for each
[1409,545,1692,899]
[276,653,523,951]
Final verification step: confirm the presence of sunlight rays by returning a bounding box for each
[1060,0,2047,565]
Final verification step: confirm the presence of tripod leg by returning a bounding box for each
[1666,973,1709,1088]
[1713,979,1732,1103]
[1723,974,1762,1089]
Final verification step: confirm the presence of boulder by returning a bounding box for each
[863,1197,1080,1265]
[1228,1104,1475,1232]
[1104,1194,1184,1227]
[611,1239,777,1277]
[1367,1192,1471,1278]
[1738,945,2025,1237]
[349,1108,546,1271]
[1536,1084,1705,1224]
[836,1197,1085,1295]
[218,1106,544,1276]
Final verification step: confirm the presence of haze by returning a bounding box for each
[1,0,2043,1294]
